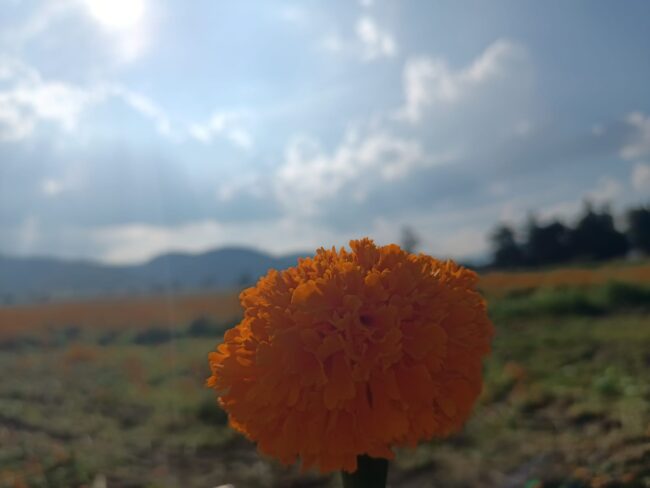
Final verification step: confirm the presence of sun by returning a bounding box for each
[83,0,146,30]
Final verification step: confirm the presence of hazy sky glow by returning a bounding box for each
[1,0,649,263]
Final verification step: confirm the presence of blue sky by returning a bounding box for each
[1,0,649,263]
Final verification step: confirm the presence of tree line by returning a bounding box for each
[490,203,650,269]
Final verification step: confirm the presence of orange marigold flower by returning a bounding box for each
[207,238,494,473]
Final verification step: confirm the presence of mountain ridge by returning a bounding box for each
[0,246,308,304]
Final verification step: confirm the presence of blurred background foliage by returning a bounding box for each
[0,261,648,487]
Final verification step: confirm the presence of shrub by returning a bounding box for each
[196,397,228,426]
[490,281,650,319]
[186,316,223,337]
[133,327,178,345]
[598,281,650,309]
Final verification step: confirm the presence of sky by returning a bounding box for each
[1,0,649,264]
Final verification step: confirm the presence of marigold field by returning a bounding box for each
[0,261,649,488]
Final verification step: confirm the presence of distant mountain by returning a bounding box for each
[0,247,307,304]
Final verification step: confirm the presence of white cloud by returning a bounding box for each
[371,213,491,259]
[356,16,396,61]
[6,0,152,65]
[631,162,650,192]
[621,112,650,160]
[586,176,624,205]
[321,16,396,62]
[275,126,454,215]
[0,58,173,141]
[226,128,253,149]
[77,0,152,62]
[517,176,625,225]
[0,58,106,141]
[92,217,341,264]
[433,227,488,258]
[536,200,582,223]
[15,81,97,131]
[0,103,34,141]
[81,0,146,31]
[275,39,532,225]
[93,220,224,264]
[112,87,172,136]
[188,112,253,149]
[398,39,529,123]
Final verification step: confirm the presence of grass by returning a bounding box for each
[0,292,242,340]
[479,261,650,298]
[489,281,650,319]
[0,267,648,487]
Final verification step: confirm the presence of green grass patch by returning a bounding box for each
[490,281,650,319]
[0,285,648,487]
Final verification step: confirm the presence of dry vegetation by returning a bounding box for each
[0,262,648,487]
[0,292,241,339]
[479,261,650,298]
[1,261,648,335]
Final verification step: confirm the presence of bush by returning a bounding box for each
[196,397,228,426]
[132,317,238,345]
[186,317,223,338]
[187,317,240,337]
[529,288,604,316]
[0,336,40,351]
[43,454,92,488]
[97,329,121,346]
[598,281,650,308]
[490,281,650,319]
[133,327,178,345]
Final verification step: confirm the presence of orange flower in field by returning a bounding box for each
[207,238,494,473]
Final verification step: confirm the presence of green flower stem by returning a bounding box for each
[341,455,388,488]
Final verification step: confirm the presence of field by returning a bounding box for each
[0,263,649,488]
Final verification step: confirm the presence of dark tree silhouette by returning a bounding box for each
[401,226,420,253]
[489,202,636,269]
[569,203,629,261]
[626,205,650,254]
[490,224,524,268]
[525,217,573,266]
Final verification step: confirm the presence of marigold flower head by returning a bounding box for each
[207,238,494,473]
